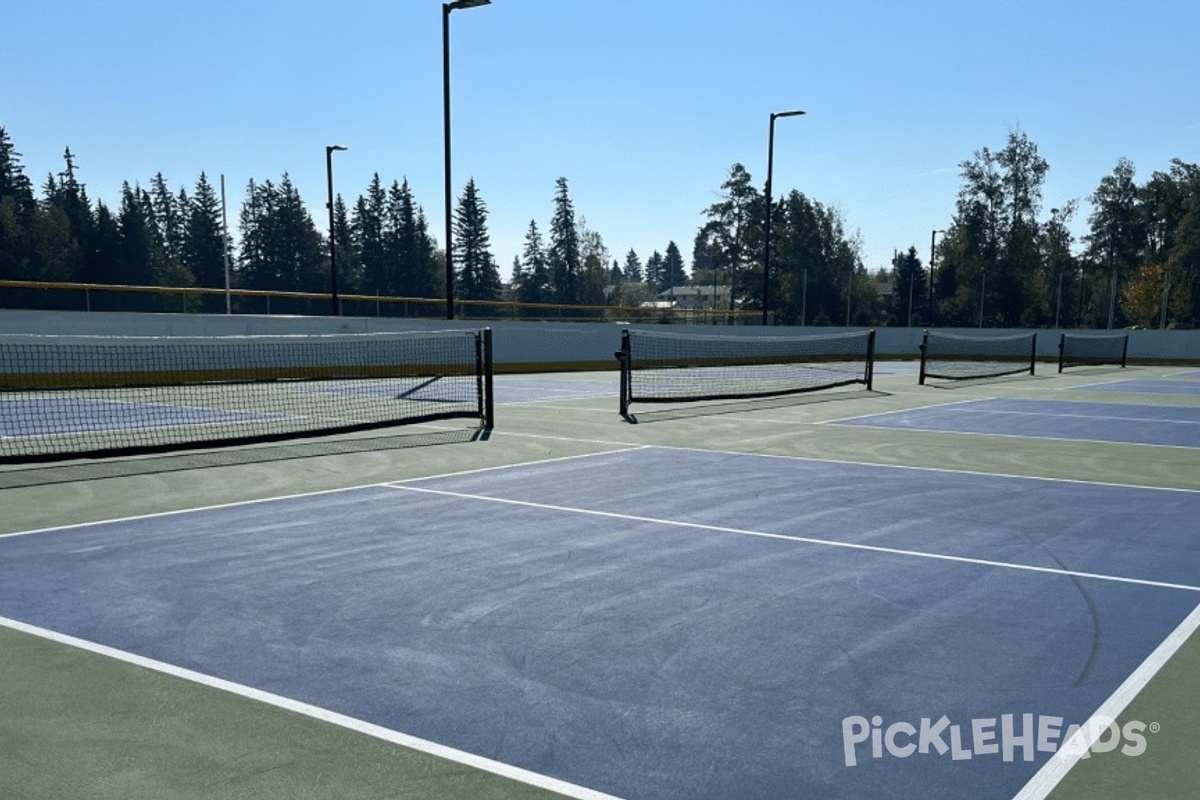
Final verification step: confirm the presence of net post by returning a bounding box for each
[481,327,495,429]
[1120,333,1129,368]
[1029,332,1038,376]
[617,328,631,417]
[918,330,929,385]
[865,329,876,391]
[1057,332,1066,373]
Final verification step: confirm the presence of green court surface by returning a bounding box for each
[2,360,1197,799]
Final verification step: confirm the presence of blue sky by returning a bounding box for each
[3,0,1198,280]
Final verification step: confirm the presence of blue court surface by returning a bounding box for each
[828,398,1200,448]
[1069,379,1200,396]
[0,397,275,438]
[1,447,1198,800]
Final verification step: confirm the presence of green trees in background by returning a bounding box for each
[453,178,502,308]
[2,120,1198,326]
[933,133,1200,329]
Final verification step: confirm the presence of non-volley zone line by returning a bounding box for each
[384,484,1200,595]
[825,397,1200,448]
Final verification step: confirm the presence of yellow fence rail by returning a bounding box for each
[0,279,770,324]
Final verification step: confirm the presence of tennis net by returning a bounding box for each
[1058,332,1129,372]
[919,330,1037,384]
[0,328,493,463]
[616,328,875,415]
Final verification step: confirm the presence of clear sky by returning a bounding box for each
[3,0,1198,280]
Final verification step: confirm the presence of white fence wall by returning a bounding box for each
[2,309,1198,369]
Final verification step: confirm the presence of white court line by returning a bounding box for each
[0,446,648,541]
[0,616,625,800]
[1013,601,1200,800]
[815,423,1200,452]
[643,443,1200,495]
[384,484,1200,594]
[934,405,1200,425]
[817,398,991,425]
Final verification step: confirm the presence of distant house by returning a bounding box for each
[657,285,732,309]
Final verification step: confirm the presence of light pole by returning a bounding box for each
[763,109,805,326]
[326,144,348,316]
[443,0,491,321]
[928,229,945,327]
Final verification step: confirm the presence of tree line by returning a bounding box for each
[2,123,1197,327]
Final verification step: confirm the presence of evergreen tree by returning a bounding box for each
[237,175,324,312]
[354,174,388,296]
[577,218,609,307]
[32,149,93,285]
[510,255,524,291]
[46,148,93,252]
[690,232,712,282]
[622,248,643,283]
[548,177,581,305]
[660,240,686,290]
[150,172,185,265]
[88,201,121,289]
[0,126,36,280]
[374,178,439,301]
[609,258,622,284]
[331,194,358,299]
[892,246,926,326]
[644,251,664,291]
[115,182,165,307]
[702,163,761,308]
[517,219,551,308]
[454,178,502,307]
[28,202,77,285]
[183,172,229,310]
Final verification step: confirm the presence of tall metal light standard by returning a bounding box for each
[326,145,348,316]
[443,0,491,320]
[763,109,805,326]
[928,229,946,327]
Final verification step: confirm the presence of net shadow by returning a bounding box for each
[924,372,1057,390]
[622,389,888,424]
[0,427,486,489]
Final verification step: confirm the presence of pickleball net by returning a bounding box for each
[1058,332,1129,372]
[0,328,493,463]
[918,330,1037,384]
[616,328,875,416]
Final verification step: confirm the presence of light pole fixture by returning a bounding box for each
[326,144,348,317]
[928,229,946,327]
[443,0,491,320]
[763,109,805,326]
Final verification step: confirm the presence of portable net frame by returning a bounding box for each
[616,328,875,416]
[918,330,1038,384]
[1058,332,1129,372]
[0,328,494,463]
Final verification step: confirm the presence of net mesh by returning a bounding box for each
[920,331,1037,382]
[619,329,874,412]
[1058,333,1128,371]
[0,329,491,462]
